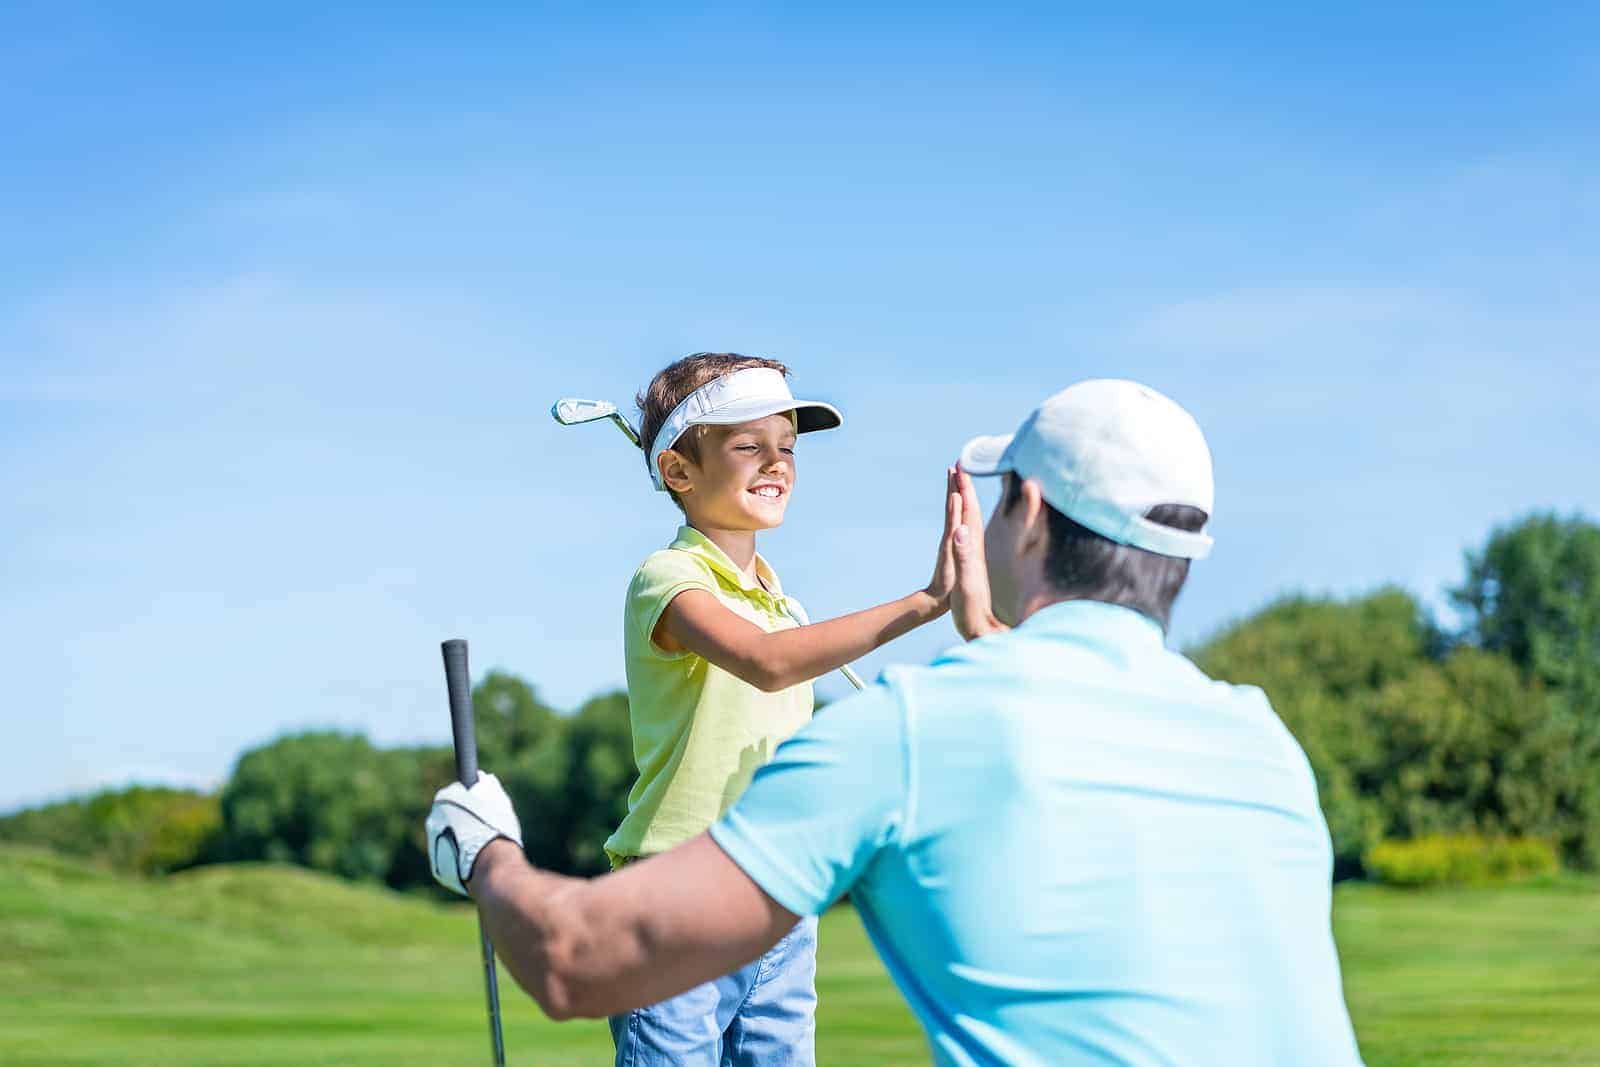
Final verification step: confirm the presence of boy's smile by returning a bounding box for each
[662,412,799,533]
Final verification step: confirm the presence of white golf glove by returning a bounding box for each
[426,771,524,897]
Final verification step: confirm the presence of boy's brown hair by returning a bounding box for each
[637,352,791,477]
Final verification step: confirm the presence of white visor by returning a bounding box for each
[649,367,842,490]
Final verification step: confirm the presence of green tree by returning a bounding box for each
[1194,588,1600,872]
[471,670,562,766]
[550,691,635,876]
[219,732,414,882]
[1451,513,1600,695]
[208,673,634,886]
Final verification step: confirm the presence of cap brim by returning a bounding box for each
[692,397,842,434]
[959,433,1014,476]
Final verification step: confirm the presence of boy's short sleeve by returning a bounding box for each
[709,682,909,916]
[629,550,720,650]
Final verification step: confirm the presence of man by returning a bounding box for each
[427,379,1365,1066]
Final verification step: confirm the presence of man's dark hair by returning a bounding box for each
[1002,474,1208,630]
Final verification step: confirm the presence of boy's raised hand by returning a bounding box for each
[950,465,1009,641]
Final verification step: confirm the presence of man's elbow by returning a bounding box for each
[518,945,592,1021]
[533,981,580,1022]
[535,974,627,1022]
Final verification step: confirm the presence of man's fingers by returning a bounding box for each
[956,466,985,532]
[948,470,997,640]
[953,523,984,579]
[953,474,986,566]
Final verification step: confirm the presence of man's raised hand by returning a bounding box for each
[950,465,1009,641]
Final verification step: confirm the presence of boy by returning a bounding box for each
[604,352,956,1066]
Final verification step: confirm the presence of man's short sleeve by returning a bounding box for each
[709,682,909,916]
[628,550,718,649]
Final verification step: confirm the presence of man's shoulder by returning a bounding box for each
[1163,649,1286,724]
[887,630,1281,723]
[873,637,1020,715]
[899,626,1082,685]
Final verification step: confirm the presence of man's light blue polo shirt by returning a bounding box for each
[710,600,1363,1067]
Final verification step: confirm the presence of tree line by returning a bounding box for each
[5,513,1599,886]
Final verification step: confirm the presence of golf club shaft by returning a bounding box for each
[442,639,508,1067]
[779,601,866,691]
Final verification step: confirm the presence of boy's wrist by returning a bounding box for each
[912,588,949,620]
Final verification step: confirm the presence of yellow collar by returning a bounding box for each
[669,525,785,598]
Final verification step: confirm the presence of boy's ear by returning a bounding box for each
[659,450,694,495]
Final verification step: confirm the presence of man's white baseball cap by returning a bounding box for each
[649,366,842,491]
[959,379,1215,559]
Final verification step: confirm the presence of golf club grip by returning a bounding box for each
[441,639,479,785]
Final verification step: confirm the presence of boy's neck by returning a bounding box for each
[687,521,761,583]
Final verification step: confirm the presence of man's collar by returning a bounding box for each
[669,525,784,596]
[1016,599,1167,645]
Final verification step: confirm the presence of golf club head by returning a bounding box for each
[552,398,618,425]
[551,397,643,448]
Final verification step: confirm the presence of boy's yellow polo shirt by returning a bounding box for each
[604,525,814,867]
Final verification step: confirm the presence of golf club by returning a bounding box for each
[551,397,643,448]
[783,599,866,691]
[441,639,507,1067]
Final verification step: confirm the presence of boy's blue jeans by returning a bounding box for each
[609,916,818,1066]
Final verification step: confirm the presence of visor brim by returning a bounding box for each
[688,397,842,434]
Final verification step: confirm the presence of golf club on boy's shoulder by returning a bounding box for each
[551,395,866,692]
[551,397,642,448]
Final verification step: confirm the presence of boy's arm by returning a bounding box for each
[657,476,962,692]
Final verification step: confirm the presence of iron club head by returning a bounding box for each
[551,398,643,449]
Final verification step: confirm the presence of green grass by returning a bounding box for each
[1,845,1596,1065]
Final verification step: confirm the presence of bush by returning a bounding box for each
[0,787,221,875]
[1363,834,1559,887]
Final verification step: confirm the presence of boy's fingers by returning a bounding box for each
[941,467,958,539]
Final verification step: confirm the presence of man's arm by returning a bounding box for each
[656,474,962,691]
[429,682,909,1020]
[468,834,797,1020]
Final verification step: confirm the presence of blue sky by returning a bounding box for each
[4,4,1598,812]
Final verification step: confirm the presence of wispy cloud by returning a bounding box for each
[1125,283,1462,357]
